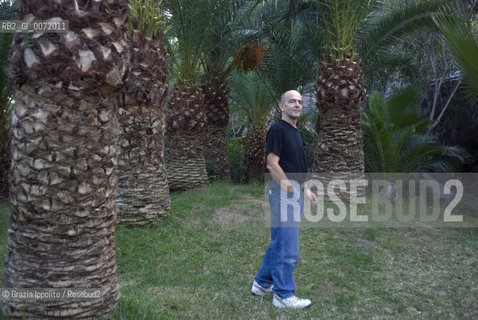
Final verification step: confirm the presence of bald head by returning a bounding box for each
[280,90,301,104]
[279,90,302,125]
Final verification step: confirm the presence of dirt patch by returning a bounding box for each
[240,194,268,208]
[212,208,252,226]
[212,195,268,227]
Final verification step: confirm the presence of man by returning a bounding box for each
[251,90,317,309]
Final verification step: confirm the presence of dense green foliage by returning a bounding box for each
[227,138,248,184]
[434,5,478,103]
[362,88,469,172]
[127,0,167,38]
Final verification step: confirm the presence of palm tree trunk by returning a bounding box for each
[204,124,230,180]
[116,30,170,226]
[166,87,208,191]
[2,0,127,318]
[167,131,208,190]
[313,58,366,174]
[246,125,267,183]
[203,86,230,181]
[313,109,364,173]
[5,84,121,319]
[117,107,170,225]
[313,58,366,201]
[0,133,9,201]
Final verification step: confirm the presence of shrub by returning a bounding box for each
[205,158,219,181]
[228,138,247,184]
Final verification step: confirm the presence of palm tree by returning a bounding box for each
[230,71,275,182]
[2,0,128,318]
[116,0,171,226]
[201,0,247,181]
[200,0,272,182]
[162,0,212,191]
[310,0,448,174]
[363,88,469,172]
[163,0,266,189]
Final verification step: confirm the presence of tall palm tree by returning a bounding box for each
[310,0,448,174]
[200,0,268,181]
[116,0,171,226]
[201,0,249,181]
[230,71,275,182]
[162,0,212,191]
[163,0,266,189]
[363,88,469,172]
[2,0,128,318]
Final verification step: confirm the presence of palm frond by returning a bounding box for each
[313,0,377,60]
[363,49,423,93]
[162,0,216,86]
[257,19,317,98]
[229,70,275,128]
[363,88,468,172]
[201,0,258,85]
[127,0,167,38]
[358,0,448,61]
[433,5,478,103]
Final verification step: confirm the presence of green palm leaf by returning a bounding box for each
[358,0,448,60]
[163,0,215,87]
[433,6,478,103]
[230,70,275,129]
[363,89,469,172]
[127,0,167,38]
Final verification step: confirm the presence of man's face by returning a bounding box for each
[279,91,302,120]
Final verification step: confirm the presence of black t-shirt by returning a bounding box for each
[265,119,307,184]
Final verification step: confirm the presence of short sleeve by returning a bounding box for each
[265,124,283,158]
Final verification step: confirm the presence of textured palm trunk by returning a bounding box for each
[203,85,230,181]
[246,125,267,183]
[313,58,366,174]
[0,134,9,201]
[166,88,208,191]
[3,0,128,318]
[116,30,170,226]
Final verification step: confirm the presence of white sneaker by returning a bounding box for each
[251,280,273,297]
[273,294,312,309]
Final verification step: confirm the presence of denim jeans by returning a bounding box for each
[255,180,303,298]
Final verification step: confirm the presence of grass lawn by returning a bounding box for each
[0,182,477,319]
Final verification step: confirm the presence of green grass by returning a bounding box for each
[0,182,477,319]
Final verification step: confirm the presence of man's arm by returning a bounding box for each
[266,152,295,193]
[267,152,318,205]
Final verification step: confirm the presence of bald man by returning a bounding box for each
[251,90,317,309]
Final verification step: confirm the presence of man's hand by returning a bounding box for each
[304,187,318,206]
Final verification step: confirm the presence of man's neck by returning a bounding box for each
[281,116,298,128]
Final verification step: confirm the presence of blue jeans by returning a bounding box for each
[255,180,303,298]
